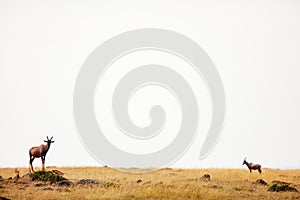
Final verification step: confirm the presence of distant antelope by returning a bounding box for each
[29,136,54,172]
[243,157,262,173]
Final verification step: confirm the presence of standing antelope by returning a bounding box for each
[29,136,54,172]
[243,157,262,174]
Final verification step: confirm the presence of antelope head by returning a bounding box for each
[242,157,247,165]
[44,136,55,145]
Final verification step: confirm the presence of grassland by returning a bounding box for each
[0,167,299,199]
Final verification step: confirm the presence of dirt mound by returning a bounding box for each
[32,171,67,183]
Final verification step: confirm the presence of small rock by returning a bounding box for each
[249,185,257,191]
[21,173,32,183]
[255,179,268,185]
[136,179,142,183]
[56,180,73,187]
[199,174,211,182]
[35,183,47,187]
[7,177,12,180]
[42,187,53,191]
[12,174,20,183]
[77,179,99,185]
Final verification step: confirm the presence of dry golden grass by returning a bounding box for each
[0,167,299,199]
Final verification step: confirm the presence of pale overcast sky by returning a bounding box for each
[0,0,300,169]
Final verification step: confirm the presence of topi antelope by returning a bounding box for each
[243,157,262,174]
[29,136,54,172]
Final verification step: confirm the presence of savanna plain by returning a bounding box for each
[0,167,299,200]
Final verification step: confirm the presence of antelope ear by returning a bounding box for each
[44,140,47,142]
[51,141,55,143]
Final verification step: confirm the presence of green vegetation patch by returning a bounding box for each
[268,184,298,192]
[32,171,67,183]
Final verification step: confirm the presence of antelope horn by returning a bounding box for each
[47,136,49,140]
[50,136,53,140]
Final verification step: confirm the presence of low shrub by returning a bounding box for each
[32,171,66,183]
[268,184,298,192]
